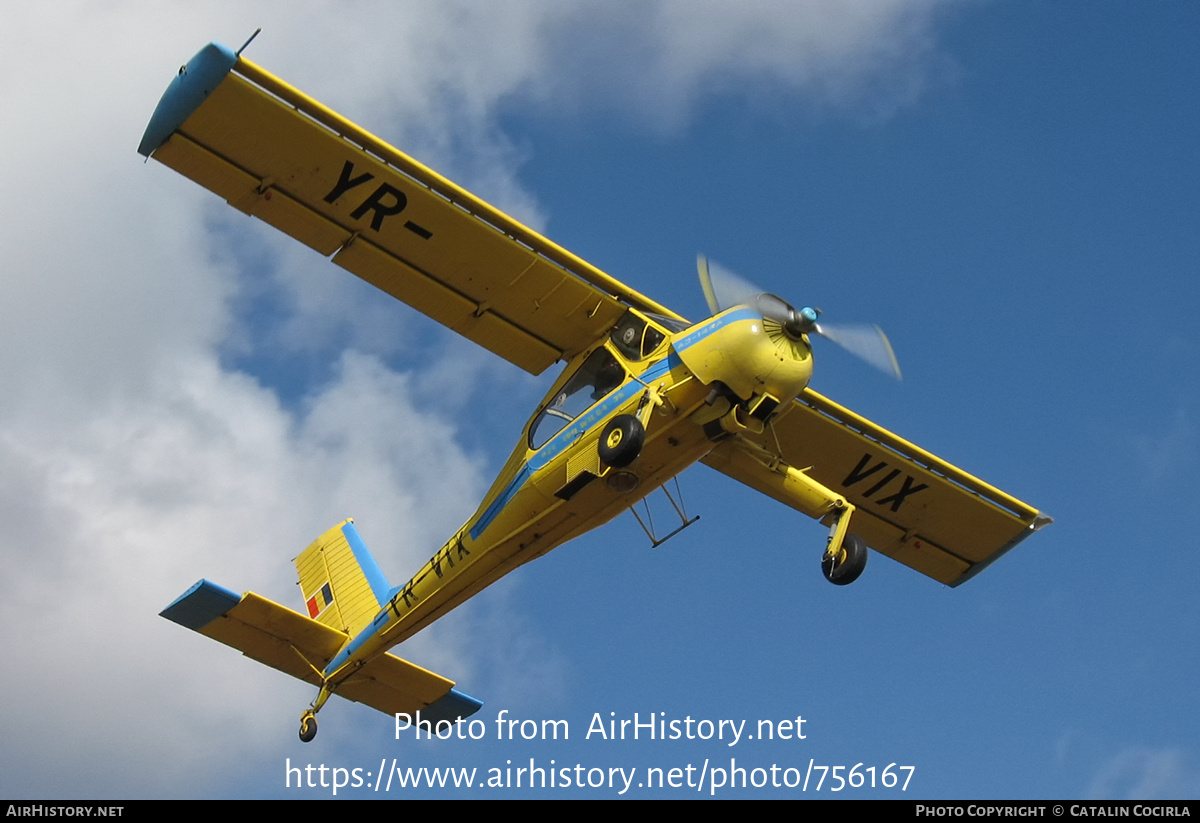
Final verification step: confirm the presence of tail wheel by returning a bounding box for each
[822,533,868,586]
[299,712,318,743]
[598,414,645,468]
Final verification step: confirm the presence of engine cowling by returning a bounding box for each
[672,306,813,403]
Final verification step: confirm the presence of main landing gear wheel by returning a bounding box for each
[299,712,318,743]
[822,533,868,586]
[598,414,645,468]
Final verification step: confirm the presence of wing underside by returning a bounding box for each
[140,42,682,374]
[704,389,1051,586]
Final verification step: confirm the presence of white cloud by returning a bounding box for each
[0,351,488,794]
[527,0,952,128]
[1087,746,1200,800]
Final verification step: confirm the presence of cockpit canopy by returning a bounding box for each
[529,347,626,450]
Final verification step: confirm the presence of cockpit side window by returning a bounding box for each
[611,311,667,360]
[529,348,626,450]
[640,324,665,358]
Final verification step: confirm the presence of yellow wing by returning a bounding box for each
[139,42,682,374]
[703,389,1051,587]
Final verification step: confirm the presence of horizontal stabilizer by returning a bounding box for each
[339,656,483,723]
[161,580,343,684]
[161,580,481,720]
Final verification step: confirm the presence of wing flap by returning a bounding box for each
[704,390,1049,586]
[156,132,353,256]
[331,236,559,372]
[141,47,679,374]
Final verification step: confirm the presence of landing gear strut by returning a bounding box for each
[299,711,318,743]
[298,683,332,743]
[700,435,871,586]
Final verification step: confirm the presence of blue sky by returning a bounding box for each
[1,1,1197,799]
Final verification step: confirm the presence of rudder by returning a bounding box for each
[294,519,390,637]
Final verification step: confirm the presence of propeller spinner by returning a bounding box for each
[697,255,902,380]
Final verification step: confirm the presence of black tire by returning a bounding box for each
[822,533,868,586]
[598,414,645,468]
[299,714,318,743]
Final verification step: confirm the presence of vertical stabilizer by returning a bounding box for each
[294,520,390,637]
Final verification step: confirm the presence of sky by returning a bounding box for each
[1,0,1197,800]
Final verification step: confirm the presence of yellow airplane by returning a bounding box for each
[144,42,1051,743]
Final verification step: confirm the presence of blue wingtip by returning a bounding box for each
[422,689,485,724]
[160,579,241,631]
[138,42,238,157]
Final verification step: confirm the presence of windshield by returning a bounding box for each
[529,348,625,450]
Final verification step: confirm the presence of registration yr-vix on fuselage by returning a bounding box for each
[150,42,1050,743]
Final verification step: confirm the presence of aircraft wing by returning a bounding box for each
[703,389,1051,587]
[161,580,479,721]
[139,43,683,375]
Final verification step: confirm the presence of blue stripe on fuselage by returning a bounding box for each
[467,308,756,541]
[324,308,759,675]
[327,618,378,673]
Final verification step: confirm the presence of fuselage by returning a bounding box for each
[324,304,813,682]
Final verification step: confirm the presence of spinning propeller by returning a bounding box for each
[697,255,902,381]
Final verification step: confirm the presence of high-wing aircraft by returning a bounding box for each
[143,42,1051,743]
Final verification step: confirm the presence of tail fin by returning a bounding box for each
[294,519,390,637]
[161,519,483,725]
